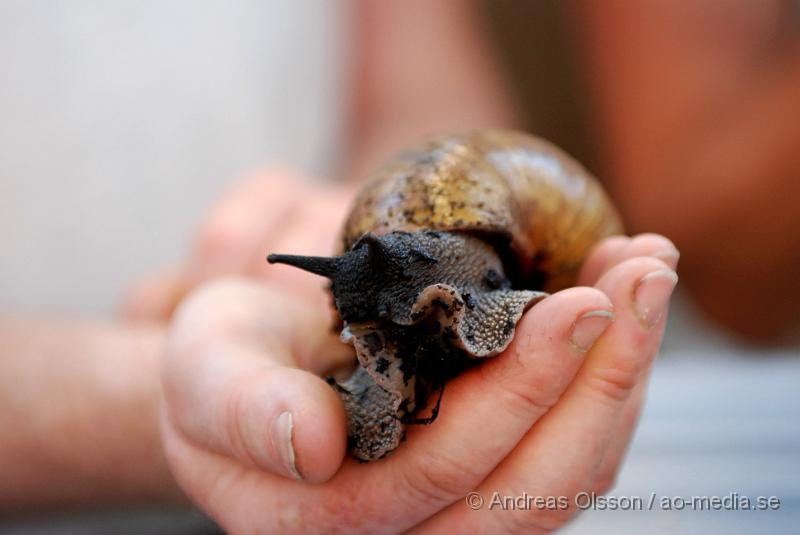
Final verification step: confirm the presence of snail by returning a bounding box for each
[268,129,623,461]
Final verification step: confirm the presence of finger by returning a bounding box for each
[603,233,679,273]
[577,235,631,286]
[591,364,650,494]
[119,267,190,322]
[423,257,676,533]
[162,278,351,483]
[250,189,356,304]
[120,171,306,324]
[310,287,615,530]
[160,410,284,535]
[584,235,679,491]
[578,233,679,287]
[190,169,357,307]
[191,168,305,278]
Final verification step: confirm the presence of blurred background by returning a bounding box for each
[0,0,347,315]
[1,0,798,533]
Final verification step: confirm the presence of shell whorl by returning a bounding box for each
[341,129,623,292]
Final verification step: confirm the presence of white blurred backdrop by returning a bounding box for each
[0,0,347,314]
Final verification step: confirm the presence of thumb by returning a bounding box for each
[162,279,351,482]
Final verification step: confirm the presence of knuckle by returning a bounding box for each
[593,473,619,496]
[631,232,676,250]
[395,450,480,509]
[495,507,570,535]
[169,279,252,349]
[477,358,562,421]
[497,377,561,421]
[584,363,641,404]
[195,216,239,260]
[223,376,262,468]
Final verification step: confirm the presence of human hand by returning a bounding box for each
[160,234,678,534]
[121,168,358,321]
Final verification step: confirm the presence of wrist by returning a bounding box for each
[0,316,185,511]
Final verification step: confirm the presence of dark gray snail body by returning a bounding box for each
[268,130,623,461]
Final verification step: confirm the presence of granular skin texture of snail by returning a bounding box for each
[268,129,623,461]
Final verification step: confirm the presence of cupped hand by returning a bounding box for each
[160,234,678,534]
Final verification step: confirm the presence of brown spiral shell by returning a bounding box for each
[342,129,623,293]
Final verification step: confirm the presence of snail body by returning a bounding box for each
[268,130,623,461]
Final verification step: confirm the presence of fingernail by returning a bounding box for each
[270,411,302,480]
[634,269,678,328]
[570,309,614,352]
[651,248,680,270]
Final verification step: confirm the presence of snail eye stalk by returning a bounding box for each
[266,253,342,279]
